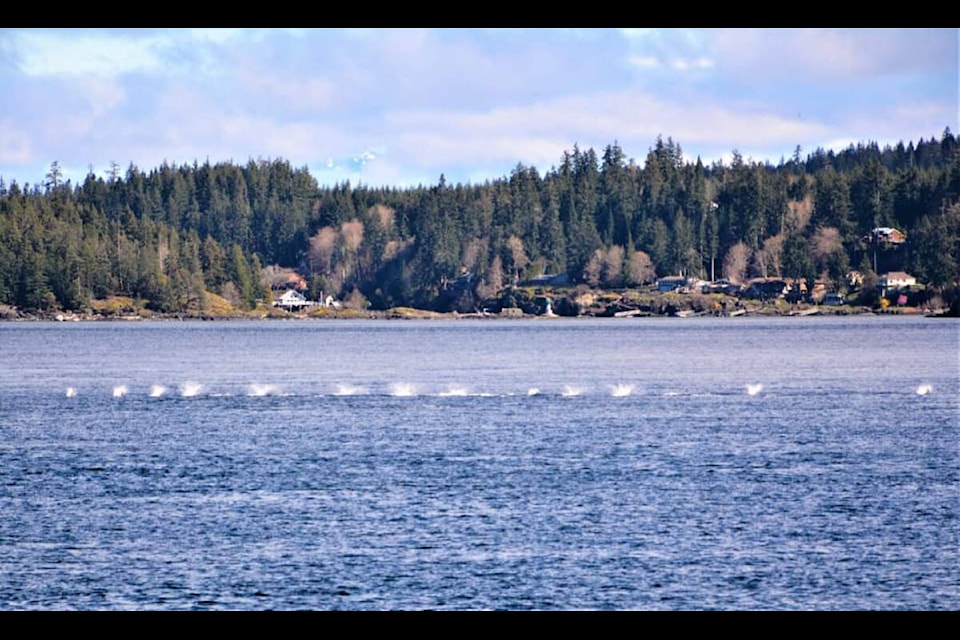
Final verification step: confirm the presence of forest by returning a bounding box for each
[1,130,958,316]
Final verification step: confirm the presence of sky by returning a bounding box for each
[1,28,957,190]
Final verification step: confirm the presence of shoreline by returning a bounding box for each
[4,287,957,322]
[2,304,954,323]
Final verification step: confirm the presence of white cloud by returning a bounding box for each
[5,29,311,81]
[1,28,955,190]
[10,30,168,78]
[183,28,247,45]
[710,28,958,82]
[628,56,660,69]
[236,68,339,114]
[892,100,956,125]
[371,88,841,178]
[670,57,714,71]
[621,28,713,75]
[0,120,33,164]
[620,29,658,41]
[76,76,125,117]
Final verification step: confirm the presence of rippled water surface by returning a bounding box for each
[1,316,957,610]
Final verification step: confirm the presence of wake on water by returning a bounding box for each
[334,383,368,396]
[389,383,418,397]
[56,379,938,401]
[180,382,203,397]
[610,384,634,397]
[439,385,470,397]
[247,383,279,397]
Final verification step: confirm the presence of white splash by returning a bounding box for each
[247,383,277,397]
[746,383,764,396]
[180,382,203,397]
[916,384,934,396]
[65,387,77,398]
[112,385,128,398]
[389,383,418,397]
[526,388,541,396]
[334,383,367,396]
[610,384,634,397]
[561,385,584,397]
[439,385,469,397]
[149,384,167,397]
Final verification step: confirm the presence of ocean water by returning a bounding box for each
[0,315,957,610]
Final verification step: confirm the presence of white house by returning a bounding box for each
[879,271,917,291]
[273,289,313,311]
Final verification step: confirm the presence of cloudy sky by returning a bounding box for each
[1,28,956,189]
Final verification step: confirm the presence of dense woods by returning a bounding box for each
[2,131,959,315]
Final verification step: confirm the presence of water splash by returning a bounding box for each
[389,383,418,397]
[65,387,77,398]
[247,383,278,397]
[439,385,469,397]
[149,384,167,397]
[746,383,764,396]
[561,385,584,397]
[610,384,634,397]
[180,382,203,397]
[112,385,128,398]
[334,384,367,396]
[916,384,934,396]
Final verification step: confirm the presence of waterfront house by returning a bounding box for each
[273,289,313,311]
[701,279,742,296]
[879,271,917,292]
[657,276,689,293]
[744,278,789,300]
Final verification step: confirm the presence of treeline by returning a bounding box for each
[1,131,959,314]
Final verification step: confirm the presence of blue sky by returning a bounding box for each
[1,28,957,190]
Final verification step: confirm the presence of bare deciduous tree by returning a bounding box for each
[811,226,843,260]
[461,237,488,274]
[477,254,503,300]
[601,245,624,288]
[369,204,395,234]
[723,242,751,284]
[759,234,784,277]
[785,196,813,234]
[583,249,603,287]
[506,235,528,284]
[309,227,338,275]
[625,250,656,286]
[340,220,364,253]
[811,226,849,286]
[382,238,412,263]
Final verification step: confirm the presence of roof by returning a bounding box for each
[882,271,915,280]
